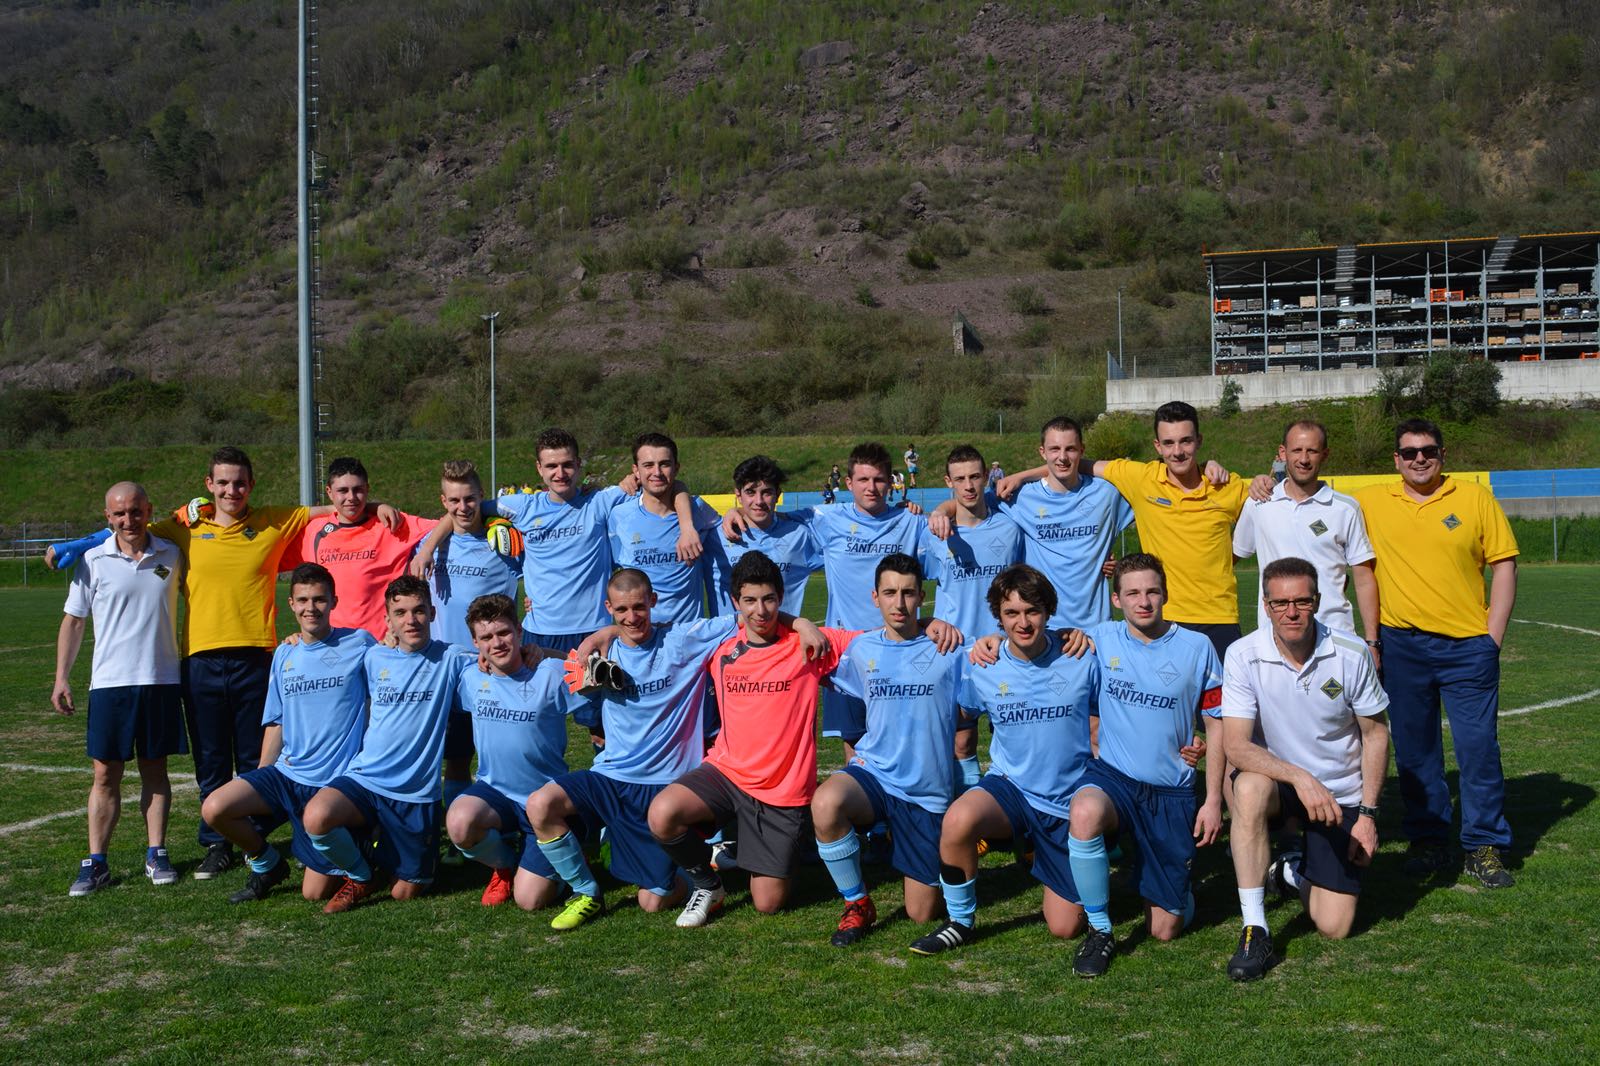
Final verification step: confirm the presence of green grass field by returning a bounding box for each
[2,566,1598,1062]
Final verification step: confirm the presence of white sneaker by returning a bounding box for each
[675,885,726,928]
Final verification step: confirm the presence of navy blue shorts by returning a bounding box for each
[975,774,1080,904]
[86,684,188,762]
[241,765,342,876]
[556,770,677,895]
[820,688,867,744]
[1276,785,1364,895]
[458,780,559,879]
[527,630,599,729]
[328,776,438,885]
[1075,759,1196,914]
[444,711,475,761]
[841,764,942,887]
[1187,623,1242,662]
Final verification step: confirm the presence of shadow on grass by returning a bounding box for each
[1476,769,1593,868]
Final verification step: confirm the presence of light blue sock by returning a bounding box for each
[310,828,371,882]
[817,833,866,902]
[957,757,981,791]
[247,843,282,874]
[460,828,517,871]
[941,875,978,928]
[1069,834,1112,933]
[536,831,599,898]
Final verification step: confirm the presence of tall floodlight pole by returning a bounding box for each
[295,0,315,505]
[1116,287,1125,370]
[482,311,500,492]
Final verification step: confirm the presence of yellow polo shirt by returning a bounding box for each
[1101,459,1248,625]
[151,506,311,654]
[1356,478,1517,639]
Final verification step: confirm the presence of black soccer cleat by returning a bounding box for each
[228,856,291,903]
[909,920,976,956]
[1073,929,1116,978]
[1227,924,1277,982]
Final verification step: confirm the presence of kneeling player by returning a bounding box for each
[302,577,473,912]
[647,552,857,925]
[1066,554,1225,977]
[1221,557,1390,980]
[445,594,586,910]
[910,564,1099,955]
[526,569,823,929]
[202,564,375,903]
[813,553,967,946]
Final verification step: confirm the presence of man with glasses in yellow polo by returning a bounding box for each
[1356,418,1518,889]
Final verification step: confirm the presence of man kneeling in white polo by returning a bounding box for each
[1220,556,1390,981]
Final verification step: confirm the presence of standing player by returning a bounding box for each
[445,594,588,911]
[813,554,967,946]
[52,482,186,895]
[201,564,375,903]
[711,455,824,617]
[904,444,920,489]
[647,553,860,925]
[1066,554,1225,977]
[1221,557,1390,979]
[608,432,722,624]
[909,565,1099,955]
[1356,419,1517,887]
[1233,421,1378,645]
[302,577,473,912]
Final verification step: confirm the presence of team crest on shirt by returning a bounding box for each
[242,526,258,540]
[1309,519,1329,536]
[1155,662,1180,686]
[1036,506,1048,519]
[283,659,296,672]
[866,658,878,672]
[154,564,171,580]
[480,679,491,691]
[848,522,860,535]
[1047,675,1074,698]
[320,651,340,667]
[378,668,390,681]
[1107,656,1121,671]
[997,681,1010,695]
[321,522,338,536]
[1442,513,1461,531]
[1320,677,1344,700]
[911,646,936,672]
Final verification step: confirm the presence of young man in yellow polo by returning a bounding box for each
[1356,419,1518,888]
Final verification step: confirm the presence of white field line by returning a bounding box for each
[1500,689,1600,719]
[0,765,198,837]
[1511,618,1600,638]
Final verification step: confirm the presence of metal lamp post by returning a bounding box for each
[482,311,499,492]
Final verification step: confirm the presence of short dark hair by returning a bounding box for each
[1262,556,1319,596]
[1394,418,1443,450]
[384,575,432,606]
[465,593,517,633]
[846,442,893,479]
[733,455,785,491]
[289,562,335,597]
[1283,420,1328,448]
[1153,401,1200,437]
[1112,552,1167,595]
[632,431,678,463]
[875,552,925,587]
[945,444,985,472]
[209,446,254,482]
[987,564,1058,620]
[325,456,368,484]
[535,428,580,461]
[730,550,784,599]
[1039,416,1083,441]
[441,459,482,490]
[607,567,654,596]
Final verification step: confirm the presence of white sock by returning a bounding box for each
[1239,886,1266,929]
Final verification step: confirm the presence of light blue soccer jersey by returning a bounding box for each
[484,486,627,636]
[830,630,967,813]
[428,530,522,646]
[1086,621,1223,789]
[959,640,1098,818]
[455,659,581,804]
[608,495,722,624]
[807,504,933,629]
[346,641,473,803]
[714,514,825,617]
[263,627,377,788]
[589,616,739,786]
[920,511,1025,638]
[999,478,1134,629]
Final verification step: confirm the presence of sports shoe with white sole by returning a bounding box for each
[1267,851,1303,899]
[69,858,111,897]
[675,885,726,927]
[193,844,236,880]
[145,848,179,886]
[909,920,976,955]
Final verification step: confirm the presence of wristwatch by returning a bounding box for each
[1364,639,1382,650]
[1356,804,1379,819]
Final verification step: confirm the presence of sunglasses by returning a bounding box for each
[1397,445,1441,461]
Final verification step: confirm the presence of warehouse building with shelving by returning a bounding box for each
[1204,232,1600,376]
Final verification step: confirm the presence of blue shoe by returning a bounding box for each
[145,848,178,886]
[69,858,111,897]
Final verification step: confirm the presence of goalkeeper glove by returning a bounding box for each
[485,517,523,559]
[171,497,215,527]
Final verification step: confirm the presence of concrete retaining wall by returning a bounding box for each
[1106,360,1600,413]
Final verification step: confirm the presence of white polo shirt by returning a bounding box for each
[1220,623,1387,807]
[63,534,182,690]
[1233,481,1374,633]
